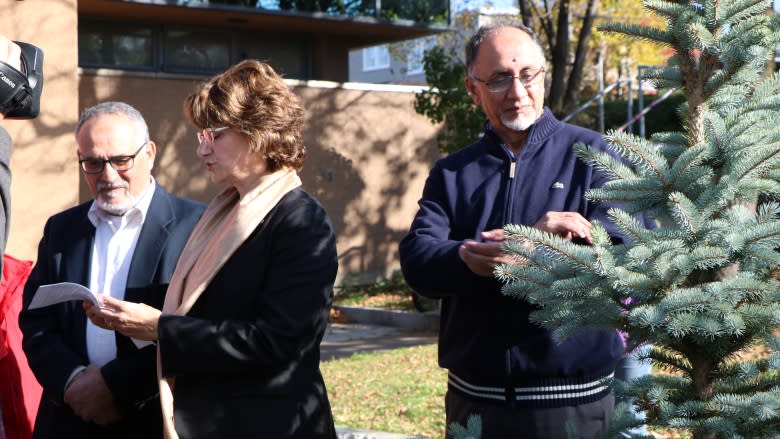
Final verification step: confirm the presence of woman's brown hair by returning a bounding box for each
[184,60,306,171]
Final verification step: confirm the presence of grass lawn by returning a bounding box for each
[321,344,446,439]
[321,342,691,439]
[333,272,439,313]
[325,276,740,438]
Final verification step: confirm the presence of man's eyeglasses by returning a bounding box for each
[471,66,546,93]
[197,127,230,144]
[79,141,147,174]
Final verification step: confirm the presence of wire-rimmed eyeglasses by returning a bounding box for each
[196,127,230,144]
[470,66,546,93]
[79,141,147,174]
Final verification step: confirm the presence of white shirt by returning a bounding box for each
[84,179,156,367]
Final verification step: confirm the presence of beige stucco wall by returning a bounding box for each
[78,72,442,282]
[2,0,444,284]
[2,0,80,265]
[1,0,443,283]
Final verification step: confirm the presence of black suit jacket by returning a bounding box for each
[158,188,338,439]
[19,185,206,439]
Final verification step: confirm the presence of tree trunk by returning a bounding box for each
[548,0,571,115]
[562,0,597,116]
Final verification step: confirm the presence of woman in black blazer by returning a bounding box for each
[86,60,338,439]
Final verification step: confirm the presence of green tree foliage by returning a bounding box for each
[595,0,675,77]
[413,46,485,154]
[490,1,780,438]
[208,0,448,23]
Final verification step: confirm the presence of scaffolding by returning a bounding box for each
[563,61,677,137]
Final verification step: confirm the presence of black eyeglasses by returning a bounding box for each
[471,66,546,93]
[79,141,147,174]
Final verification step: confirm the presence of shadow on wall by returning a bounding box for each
[78,73,442,281]
[298,85,441,282]
[77,73,223,203]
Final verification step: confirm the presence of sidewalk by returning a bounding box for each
[321,306,439,439]
[321,322,437,361]
[335,426,412,439]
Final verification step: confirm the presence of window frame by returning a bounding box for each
[362,45,390,72]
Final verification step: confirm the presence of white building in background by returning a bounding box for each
[349,6,519,85]
[348,36,436,85]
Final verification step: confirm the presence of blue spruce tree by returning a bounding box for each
[481,1,780,438]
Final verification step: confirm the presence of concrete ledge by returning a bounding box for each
[334,305,439,332]
[337,426,419,438]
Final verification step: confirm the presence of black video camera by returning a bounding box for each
[0,41,44,119]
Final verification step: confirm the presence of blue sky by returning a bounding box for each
[459,0,780,12]
[453,0,517,12]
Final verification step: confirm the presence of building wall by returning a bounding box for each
[79,72,442,283]
[348,44,428,85]
[2,0,80,265]
[1,1,444,283]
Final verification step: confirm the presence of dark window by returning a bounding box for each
[164,29,231,74]
[79,22,154,70]
[79,20,310,79]
[236,33,308,79]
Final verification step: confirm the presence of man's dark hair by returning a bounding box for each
[465,20,543,72]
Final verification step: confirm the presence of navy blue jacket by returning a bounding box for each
[399,108,625,408]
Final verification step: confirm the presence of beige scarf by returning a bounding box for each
[157,168,301,439]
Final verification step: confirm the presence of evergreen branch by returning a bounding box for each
[597,22,673,47]
[606,266,659,303]
[606,208,654,244]
[688,22,717,55]
[743,73,780,112]
[716,0,773,32]
[696,184,732,220]
[572,142,637,182]
[671,167,714,205]
[668,192,701,238]
[640,65,684,83]
[733,180,780,204]
[688,245,730,270]
[549,273,604,299]
[496,264,553,300]
[644,0,694,21]
[502,224,597,273]
[652,131,689,162]
[730,145,780,188]
[756,201,780,224]
[704,63,761,108]
[602,131,671,180]
[587,185,668,205]
[743,221,780,251]
[668,141,714,187]
[648,345,694,375]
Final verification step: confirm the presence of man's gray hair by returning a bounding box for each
[465,19,545,74]
[75,101,150,144]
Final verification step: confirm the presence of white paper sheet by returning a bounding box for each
[28,282,154,349]
[28,282,99,309]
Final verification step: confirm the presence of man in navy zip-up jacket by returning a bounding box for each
[399,21,625,438]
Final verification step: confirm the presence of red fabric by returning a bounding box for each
[0,255,37,439]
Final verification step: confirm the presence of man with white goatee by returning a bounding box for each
[400,21,633,438]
